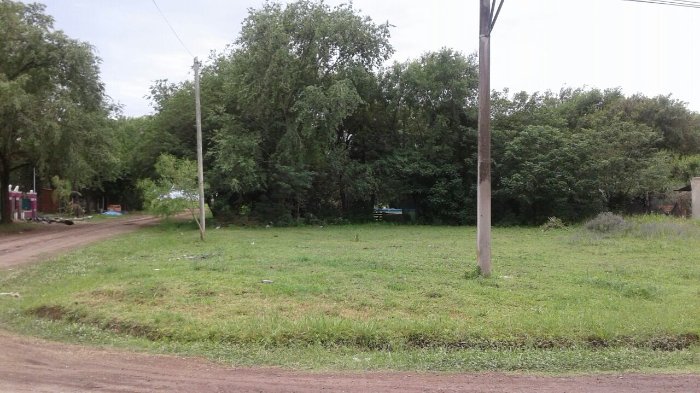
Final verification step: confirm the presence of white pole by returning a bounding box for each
[692,177,700,220]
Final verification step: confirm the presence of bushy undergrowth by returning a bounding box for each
[582,212,700,240]
[584,212,629,233]
[631,215,700,239]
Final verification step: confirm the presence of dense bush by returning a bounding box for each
[584,212,629,233]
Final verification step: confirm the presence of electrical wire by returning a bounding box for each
[150,0,194,58]
[622,0,700,8]
[490,0,505,33]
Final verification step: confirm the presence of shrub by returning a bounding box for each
[633,221,699,239]
[584,212,629,233]
[540,216,565,231]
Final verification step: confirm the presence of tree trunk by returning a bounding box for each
[1,167,11,224]
[339,175,347,214]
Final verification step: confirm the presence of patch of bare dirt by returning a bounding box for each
[0,215,159,269]
[0,331,698,393]
[0,217,698,392]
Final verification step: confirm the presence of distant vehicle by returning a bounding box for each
[164,189,196,201]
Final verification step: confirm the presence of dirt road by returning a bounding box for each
[0,215,159,269]
[1,218,698,392]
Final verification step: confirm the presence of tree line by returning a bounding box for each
[2,0,699,224]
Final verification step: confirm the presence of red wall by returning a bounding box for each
[38,188,58,213]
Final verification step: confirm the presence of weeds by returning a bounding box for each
[581,277,659,300]
[540,216,565,231]
[584,212,629,233]
[575,213,700,243]
[1,221,698,372]
[633,221,699,239]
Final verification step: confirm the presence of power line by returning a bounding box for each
[624,0,700,6]
[489,0,505,32]
[622,0,700,8]
[150,0,194,57]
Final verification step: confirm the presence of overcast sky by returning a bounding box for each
[35,0,700,117]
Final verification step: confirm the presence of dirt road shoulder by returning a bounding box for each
[0,330,698,393]
[0,215,159,269]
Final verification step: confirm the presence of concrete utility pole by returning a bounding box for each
[193,57,206,241]
[692,177,700,220]
[477,0,504,277]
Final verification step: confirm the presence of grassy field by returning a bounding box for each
[1,216,699,372]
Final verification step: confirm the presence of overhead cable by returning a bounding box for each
[622,0,700,9]
[150,0,194,57]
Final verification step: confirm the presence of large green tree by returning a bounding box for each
[375,49,478,223]
[202,0,392,222]
[493,88,678,222]
[620,94,700,155]
[497,125,592,222]
[0,0,114,222]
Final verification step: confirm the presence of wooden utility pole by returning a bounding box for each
[477,0,503,277]
[193,57,206,241]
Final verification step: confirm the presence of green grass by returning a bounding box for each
[1,217,699,372]
[0,222,39,234]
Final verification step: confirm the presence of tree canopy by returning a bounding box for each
[146,0,393,224]
[0,0,115,222]
[6,0,698,225]
[136,0,700,226]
